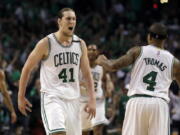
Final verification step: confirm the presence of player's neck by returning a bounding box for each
[150,41,164,49]
[55,31,73,45]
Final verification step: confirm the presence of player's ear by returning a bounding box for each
[57,18,61,26]
[147,34,152,42]
[96,50,101,56]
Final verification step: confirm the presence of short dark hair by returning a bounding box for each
[148,23,168,40]
[58,8,75,18]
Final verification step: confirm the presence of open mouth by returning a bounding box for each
[68,27,73,31]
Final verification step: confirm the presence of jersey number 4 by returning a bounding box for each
[143,71,157,91]
[58,68,75,83]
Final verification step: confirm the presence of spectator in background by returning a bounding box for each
[0,59,17,125]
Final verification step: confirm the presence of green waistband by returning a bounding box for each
[130,94,154,98]
[129,94,167,102]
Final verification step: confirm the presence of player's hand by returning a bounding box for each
[96,55,108,65]
[11,111,17,123]
[18,96,32,116]
[84,98,96,120]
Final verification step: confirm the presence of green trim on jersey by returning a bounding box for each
[130,94,155,98]
[41,93,49,130]
[49,129,66,135]
[53,33,74,48]
[168,115,170,135]
[42,37,51,61]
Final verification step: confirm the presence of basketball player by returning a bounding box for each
[80,44,113,135]
[96,23,180,135]
[18,8,96,135]
[0,69,17,124]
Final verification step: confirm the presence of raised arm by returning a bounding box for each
[96,46,141,72]
[18,37,49,116]
[0,70,17,123]
[80,39,96,119]
[173,57,180,87]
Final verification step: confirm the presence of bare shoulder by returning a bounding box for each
[33,37,49,59]
[79,39,87,48]
[127,46,141,55]
[79,39,87,52]
[127,46,141,63]
[36,37,49,49]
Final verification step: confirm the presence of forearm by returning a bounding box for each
[101,58,127,72]
[18,67,31,98]
[84,73,96,100]
[100,59,116,72]
[3,93,15,113]
[0,82,15,113]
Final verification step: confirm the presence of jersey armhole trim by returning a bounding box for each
[79,39,83,55]
[171,57,175,81]
[42,37,51,61]
[72,40,80,43]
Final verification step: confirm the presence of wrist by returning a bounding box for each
[18,92,25,98]
[89,95,96,101]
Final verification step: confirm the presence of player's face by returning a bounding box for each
[88,45,98,61]
[58,11,76,36]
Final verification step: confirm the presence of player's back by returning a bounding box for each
[128,45,174,102]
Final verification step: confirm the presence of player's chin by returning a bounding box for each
[68,30,74,35]
[65,32,73,37]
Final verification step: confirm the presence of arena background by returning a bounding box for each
[0,0,179,135]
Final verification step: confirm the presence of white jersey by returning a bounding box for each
[40,33,82,100]
[128,45,174,102]
[80,65,104,102]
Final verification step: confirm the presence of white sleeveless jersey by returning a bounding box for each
[92,65,104,98]
[80,65,104,102]
[128,45,174,102]
[40,33,82,100]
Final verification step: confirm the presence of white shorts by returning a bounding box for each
[80,98,108,131]
[41,93,82,135]
[92,98,109,127]
[122,97,170,135]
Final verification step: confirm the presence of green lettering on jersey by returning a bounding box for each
[58,68,75,83]
[69,68,75,82]
[58,68,67,82]
[94,82,98,92]
[143,71,157,91]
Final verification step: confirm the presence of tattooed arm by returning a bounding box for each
[96,46,141,72]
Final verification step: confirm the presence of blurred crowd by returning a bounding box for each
[0,0,180,135]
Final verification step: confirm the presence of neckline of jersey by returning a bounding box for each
[52,33,73,48]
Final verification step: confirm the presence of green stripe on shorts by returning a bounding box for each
[41,93,66,134]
